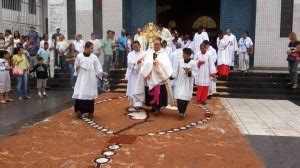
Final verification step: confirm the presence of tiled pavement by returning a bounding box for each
[221,98,300,137]
[221,98,300,168]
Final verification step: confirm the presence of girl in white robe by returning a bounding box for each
[217,31,231,77]
[174,48,197,119]
[125,41,145,109]
[194,44,217,105]
[72,42,107,119]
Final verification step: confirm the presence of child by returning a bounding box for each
[30,57,49,98]
[37,42,51,76]
[174,48,197,119]
[203,40,218,98]
[0,50,13,104]
[194,43,217,105]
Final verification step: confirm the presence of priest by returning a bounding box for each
[134,28,147,51]
[133,38,173,115]
[125,41,146,110]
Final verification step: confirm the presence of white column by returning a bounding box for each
[254,0,289,68]
[75,0,93,41]
[102,0,123,38]
[0,0,3,32]
[293,0,300,36]
[48,0,68,38]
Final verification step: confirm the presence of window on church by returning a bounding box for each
[2,0,21,11]
[280,0,294,37]
[28,0,36,15]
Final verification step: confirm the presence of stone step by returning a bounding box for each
[216,86,299,95]
[109,80,291,89]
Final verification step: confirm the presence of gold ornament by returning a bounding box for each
[142,23,161,46]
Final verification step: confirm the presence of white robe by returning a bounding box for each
[133,49,173,103]
[194,52,217,86]
[170,49,183,87]
[217,37,231,66]
[201,32,209,42]
[207,46,218,95]
[72,53,103,100]
[125,50,145,97]
[192,32,203,54]
[161,28,173,44]
[165,46,173,60]
[174,59,197,101]
[134,34,147,51]
[226,34,238,66]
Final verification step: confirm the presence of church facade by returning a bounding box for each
[1,0,299,68]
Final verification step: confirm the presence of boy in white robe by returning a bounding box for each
[125,41,145,110]
[194,43,217,105]
[226,29,238,69]
[192,28,203,54]
[174,48,197,119]
[73,42,108,119]
[203,40,218,97]
[166,42,182,110]
[217,31,231,78]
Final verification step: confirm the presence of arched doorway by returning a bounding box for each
[156,0,220,41]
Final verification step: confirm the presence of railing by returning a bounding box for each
[1,0,41,35]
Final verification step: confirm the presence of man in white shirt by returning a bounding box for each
[134,28,147,51]
[89,33,102,63]
[72,34,85,53]
[238,32,254,72]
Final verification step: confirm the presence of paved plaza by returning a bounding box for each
[0,93,265,167]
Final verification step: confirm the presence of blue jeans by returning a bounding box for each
[116,51,126,68]
[67,63,75,86]
[104,55,112,72]
[59,56,66,72]
[16,73,28,97]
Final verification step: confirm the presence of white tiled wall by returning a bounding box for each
[48,0,68,38]
[75,0,93,40]
[254,0,300,68]
[102,0,123,38]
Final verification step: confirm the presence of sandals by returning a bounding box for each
[7,99,14,102]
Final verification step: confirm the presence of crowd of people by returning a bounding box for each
[123,25,258,119]
[1,24,300,121]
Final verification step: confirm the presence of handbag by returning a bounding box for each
[12,66,24,76]
[287,52,298,62]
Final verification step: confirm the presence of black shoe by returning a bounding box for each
[88,113,94,120]
[76,111,83,119]
[179,113,185,120]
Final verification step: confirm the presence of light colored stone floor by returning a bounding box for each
[221,98,300,137]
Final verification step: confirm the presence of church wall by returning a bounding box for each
[102,0,123,37]
[254,0,300,68]
[220,0,256,41]
[123,0,156,35]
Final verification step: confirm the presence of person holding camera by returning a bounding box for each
[287,32,299,89]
